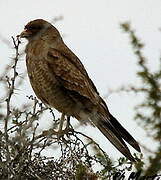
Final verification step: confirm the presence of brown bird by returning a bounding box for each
[19,19,140,161]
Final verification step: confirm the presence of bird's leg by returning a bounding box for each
[65,116,74,136]
[57,115,73,139]
[58,113,65,132]
[57,113,65,139]
[66,116,70,129]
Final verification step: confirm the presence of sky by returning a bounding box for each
[0,0,161,161]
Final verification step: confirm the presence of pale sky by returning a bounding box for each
[0,0,161,161]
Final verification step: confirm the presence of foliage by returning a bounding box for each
[121,22,161,175]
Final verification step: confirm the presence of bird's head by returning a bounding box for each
[19,19,60,41]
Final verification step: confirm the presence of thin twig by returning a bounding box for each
[4,36,20,163]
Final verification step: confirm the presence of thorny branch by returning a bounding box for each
[4,36,21,163]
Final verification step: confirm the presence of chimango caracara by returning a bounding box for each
[19,19,141,161]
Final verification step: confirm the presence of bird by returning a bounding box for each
[19,19,141,161]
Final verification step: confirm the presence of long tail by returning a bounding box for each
[90,113,141,162]
[109,113,141,153]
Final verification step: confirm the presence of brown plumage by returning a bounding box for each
[19,19,141,161]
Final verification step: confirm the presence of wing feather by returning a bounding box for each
[47,48,100,105]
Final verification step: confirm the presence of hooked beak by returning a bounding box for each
[18,29,32,38]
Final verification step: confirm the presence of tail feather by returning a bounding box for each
[91,113,140,162]
[109,114,141,152]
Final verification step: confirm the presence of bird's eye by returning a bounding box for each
[25,25,42,31]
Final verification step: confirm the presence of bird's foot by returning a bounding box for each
[57,116,73,139]
[36,116,73,140]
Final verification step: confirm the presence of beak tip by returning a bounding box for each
[18,29,30,38]
[19,32,25,38]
